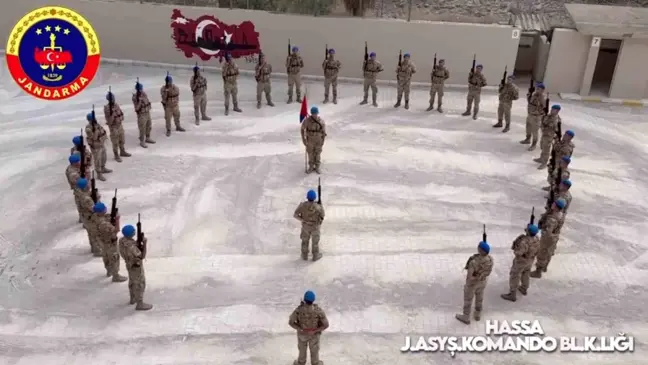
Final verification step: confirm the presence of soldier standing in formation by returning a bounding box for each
[322,48,341,104]
[520,83,547,151]
[427,58,449,112]
[93,201,128,282]
[74,178,103,256]
[160,74,186,136]
[501,223,540,302]
[119,224,153,310]
[555,180,572,235]
[394,53,416,109]
[288,290,329,365]
[543,156,571,192]
[222,53,243,115]
[286,46,304,103]
[360,51,383,106]
[66,153,82,222]
[534,104,561,168]
[493,74,519,133]
[255,52,274,108]
[556,130,575,158]
[132,80,156,148]
[70,135,93,172]
[531,199,566,278]
[301,106,327,174]
[85,111,111,181]
[293,189,325,261]
[456,241,493,324]
[190,65,211,125]
[462,64,487,120]
[104,91,132,162]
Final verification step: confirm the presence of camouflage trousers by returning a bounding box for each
[193,93,207,120]
[287,73,302,99]
[300,223,321,256]
[509,257,530,292]
[83,218,102,255]
[137,113,153,142]
[257,81,272,104]
[102,239,121,276]
[109,126,126,155]
[362,77,378,102]
[306,143,323,169]
[466,90,481,114]
[429,83,444,107]
[396,81,411,102]
[535,237,558,270]
[497,102,513,126]
[296,332,321,365]
[525,114,543,144]
[324,76,338,100]
[127,265,146,302]
[224,83,239,108]
[462,279,487,316]
[73,191,83,221]
[164,106,181,131]
[90,146,107,171]
[538,132,553,163]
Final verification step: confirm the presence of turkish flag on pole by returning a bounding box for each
[299,92,308,123]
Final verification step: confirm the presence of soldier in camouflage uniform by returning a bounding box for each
[462,64,487,120]
[555,180,572,236]
[104,91,132,162]
[85,112,111,181]
[322,48,341,104]
[456,241,493,324]
[543,156,571,192]
[93,202,127,282]
[501,224,540,302]
[427,59,449,112]
[534,104,561,167]
[119,224,153,310]
[520,83,547,151]
[286,46,304,103]
[222,53,242,115]
[531,199,566,278]
[394,53,416,109]
[289,290,329,365]
[360,51,383,107]
[70,135,93,174]
[493,75,519,133]
[160,74,186,136]
[301,106,327,174]
[74,178,102,256]
[190,65,211,125]
[255,53,274,109]
[132,81,156,148]
[66,153,83,223]
[555,130,575,158]
[294,189,325,261]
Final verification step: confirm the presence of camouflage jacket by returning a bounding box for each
[322,58,341,78]
[95,214,118,245]
[301,116,327,146]
[160,84,180,108]
[511,234,540,261]
[289,302,329,332]
[548,166,570,186]
[555,140,574,158]
[468,72,487,92]
[527,91,546,115]
[74,188,95,220]
[65,165,81,189]
[222,62,239,85]
[539,211,562,242]
[541,114,561,137]
[286,54,304,74]
[556,190,572,215]
[255,62,272,83]
[70,146,93,171]
[132,90,152,115]
[294,201,325,226]
[190,74,208,95]
[431,66,449,84]
[119,236,145,269]
[396,61,416,84]
[85,122,108,148]
[104,102,124,129]
[363,59,383,80]
[465,253,493,282]
[498,83,519,103]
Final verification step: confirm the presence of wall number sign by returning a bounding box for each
[512,29,520,39]
[591,37,601,47]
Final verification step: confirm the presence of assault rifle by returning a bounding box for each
[110,189,118,225]
[527,79,535,103]
[363,41,368,72]
[255,52,262,82]
[325,44,328,61]
[137,213,144,252]
[317,177,322,205]
[192,62,198,93]
[470,54,476,75]
[79,128,86,179]
[90,171,98,203]
[432,53,437,71]
[482,224,487,243]
[108,86,114,116]
[162,71,170,107]
[90,104,97,131]
[397,50,402,81]
[288,38,291,57]
[543,98,550,115]
[529,207,535,225]
[500,65,507,90]
[545,167,562,210]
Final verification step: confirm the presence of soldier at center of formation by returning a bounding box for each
[322,48,341,104]
[132,80,156,148]
[293,189,325,261]
[359,51,383,106]
[520,83,547,151]
[255,52,274,108]
[394,53,416,109]
[534,104,562,168]
[286,46,304,103]
[222,53,242,115]
[501,223,540,302]
[92,201,127,282]
[288,290,329,365]
[85,111,111,181]
[462,64,487,120]
[190,65,211,125]
[119,224,153,310]
[300,106,327,174]
[160,73,186,136]
[456,241,493,324]
[493,74,519,133]
[427,58,449,113]
[104,90,132,162]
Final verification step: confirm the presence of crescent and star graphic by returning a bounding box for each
[195,19,233,56]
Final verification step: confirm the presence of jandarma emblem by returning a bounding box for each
[5,6,101,100]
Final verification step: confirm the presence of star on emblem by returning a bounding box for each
[36,28,42,35]
[45,25,51,32]
[54,25,61,32]
[64,29,70,35]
